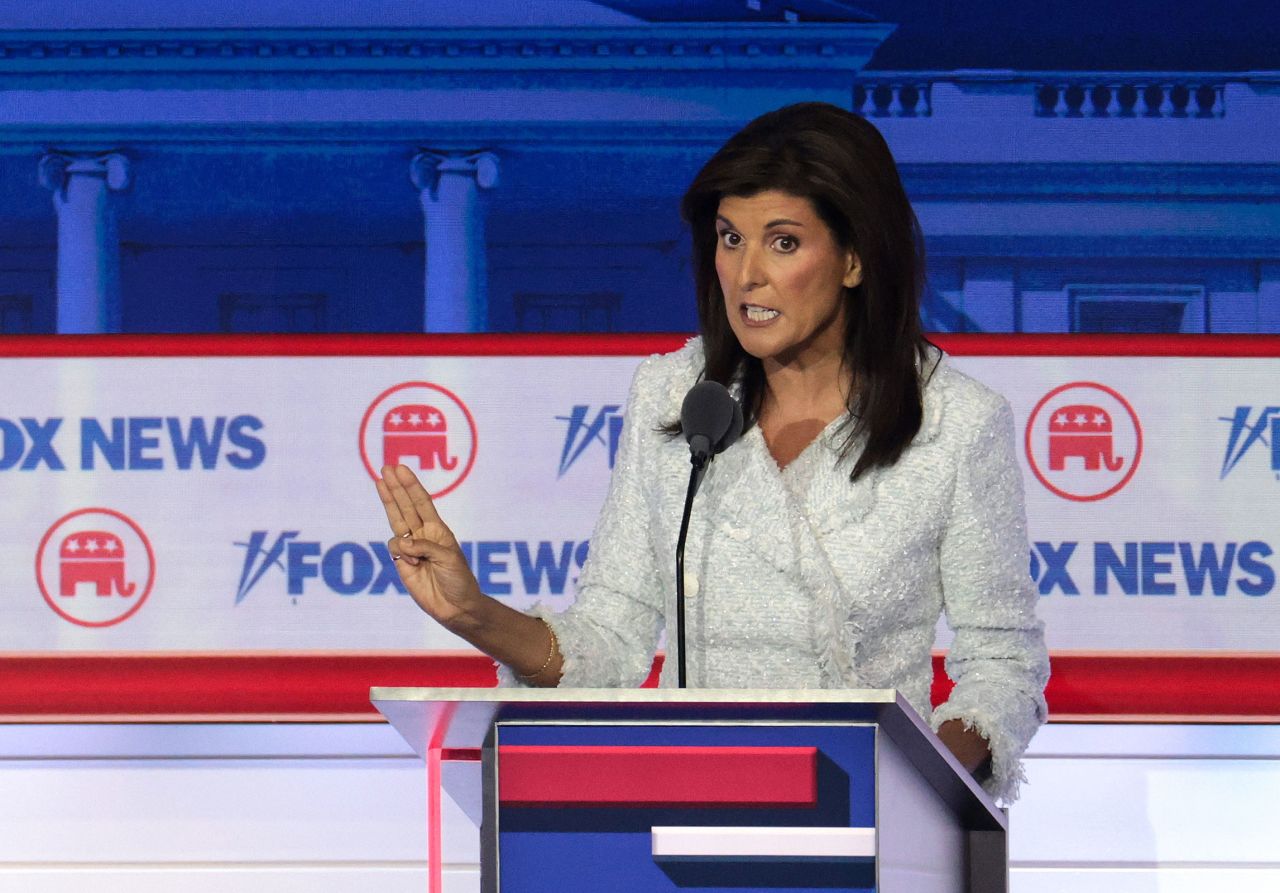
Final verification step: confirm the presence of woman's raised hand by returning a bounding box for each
[376,463,562,685]
[376,464,484,630]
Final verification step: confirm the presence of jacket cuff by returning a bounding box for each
[931,688,1042,805]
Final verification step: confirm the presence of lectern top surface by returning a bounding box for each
[370,686,901,705]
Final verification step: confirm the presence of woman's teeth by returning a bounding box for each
[745,305,780,322]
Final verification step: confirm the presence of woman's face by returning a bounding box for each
[714,190,862,368]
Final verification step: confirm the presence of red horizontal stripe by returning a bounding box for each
[441,748,482,762]
[931,333,1280,357]
[497,745,817,807]
[0,333,689,358]
[0,652,496,720]
[0,333,1277,358]
[0,652,1276,721]
[930,653,1280,720]
[1045,653,1280,719]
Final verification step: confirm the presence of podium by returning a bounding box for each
[372,687,1006,893]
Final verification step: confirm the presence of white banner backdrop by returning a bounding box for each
[1,350,1276,654]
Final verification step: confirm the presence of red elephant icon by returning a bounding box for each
[383,403,458,472]
[59,531,137,597]
[1048,404,1124,471]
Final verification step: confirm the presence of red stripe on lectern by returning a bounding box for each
[497,745,817,807]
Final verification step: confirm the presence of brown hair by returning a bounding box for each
[679,101,931,480]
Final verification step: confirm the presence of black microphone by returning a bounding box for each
[681,380,744,467]
[675,381,743,688]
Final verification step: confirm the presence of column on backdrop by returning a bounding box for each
[38,152,132,335]
[410,150,500,333]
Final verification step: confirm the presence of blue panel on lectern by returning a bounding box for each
[495,723,877,893]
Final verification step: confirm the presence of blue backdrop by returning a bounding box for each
[1,0,1276,336]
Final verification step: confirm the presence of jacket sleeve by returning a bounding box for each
[496,356,666,688]
[931,397,1050,804]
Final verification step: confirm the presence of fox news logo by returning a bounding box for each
[233,532,588,603]
[233,532,407,603]
[1028,539,1274,597]
[0,415,265,471]
[1220,407,1280,479]
[557,405,623,476]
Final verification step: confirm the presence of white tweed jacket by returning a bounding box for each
[503,338,1049,803]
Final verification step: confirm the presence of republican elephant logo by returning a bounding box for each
[37,507,156,628]
[1048,404,1124,472]
[359,381,478,499]
[1025,382,1143,502]
[59,530,137,597]
[382,403,458,472]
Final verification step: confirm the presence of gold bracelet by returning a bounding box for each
[518,617,559,683]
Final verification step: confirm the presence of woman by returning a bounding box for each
[376,102,1049,803]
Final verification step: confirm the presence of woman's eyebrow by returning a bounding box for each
[715,214,806,229]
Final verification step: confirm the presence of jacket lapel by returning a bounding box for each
[696,425,799,578]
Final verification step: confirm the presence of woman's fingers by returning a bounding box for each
[381,464,424,532]
[388,534,462,568]
[387,534,483,626]
[379,464,475,622]
[387,534,419,566]
[375,476,413,538]
[392,463,445,528]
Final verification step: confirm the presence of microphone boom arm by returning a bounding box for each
[674,453,708,689]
